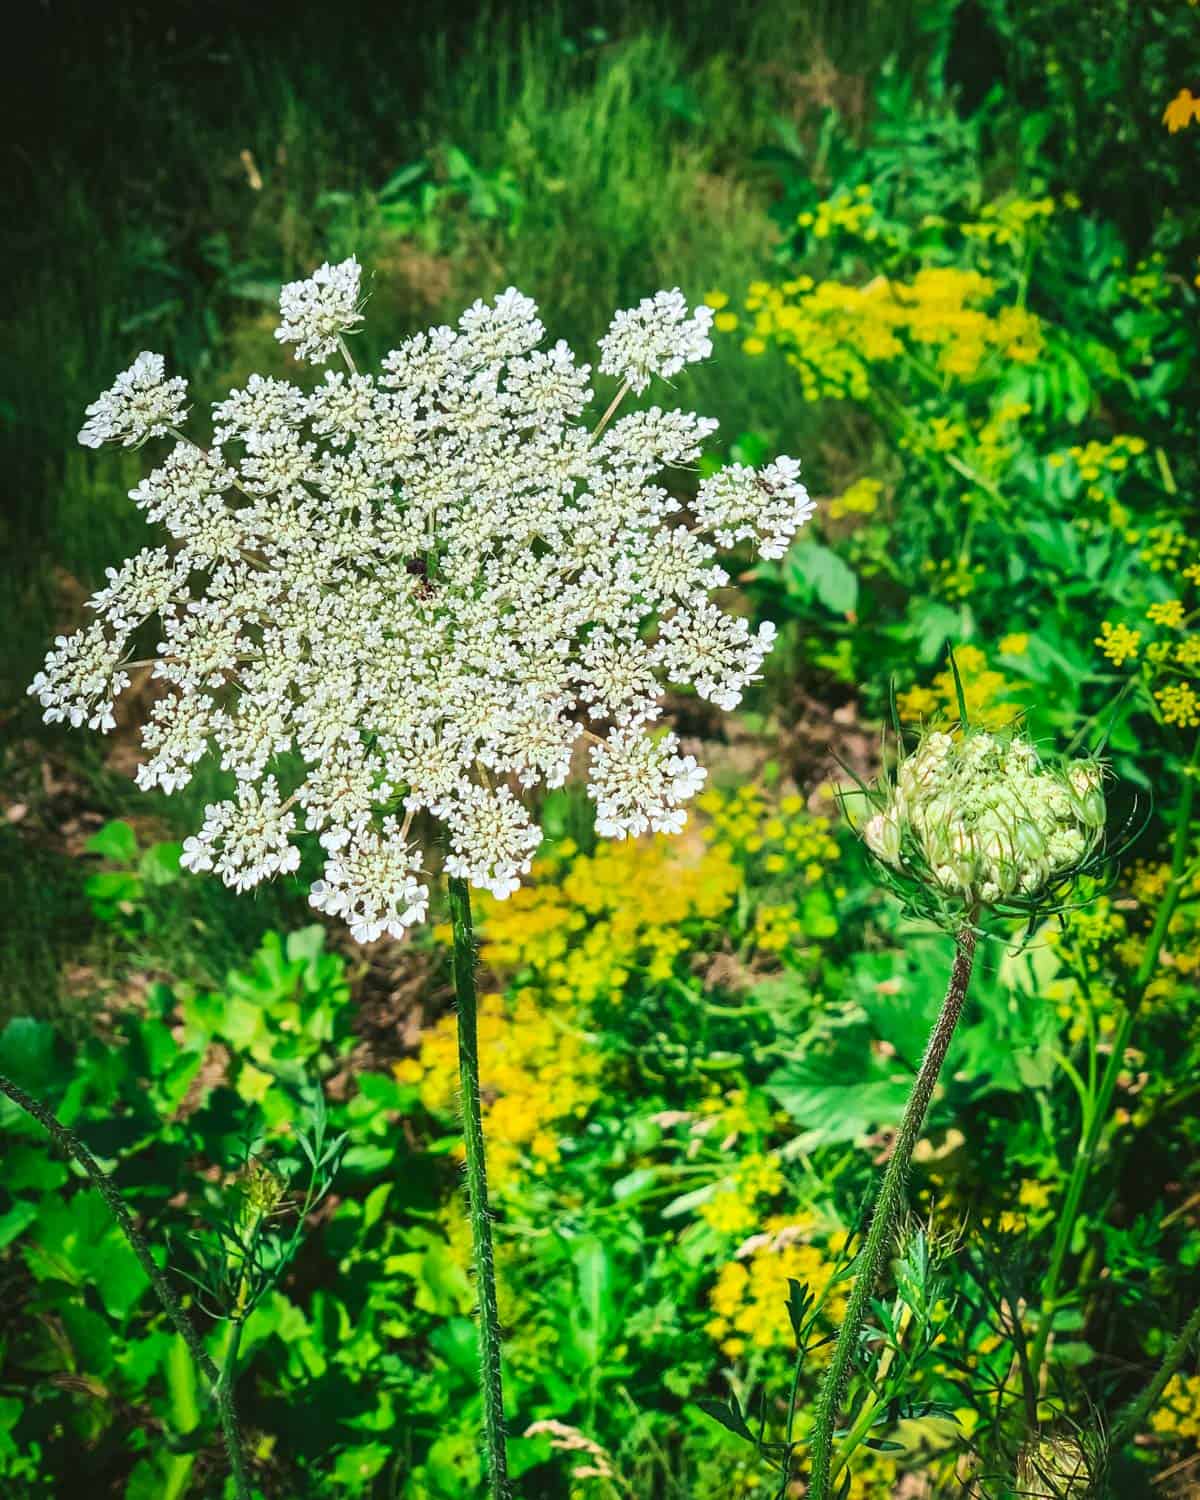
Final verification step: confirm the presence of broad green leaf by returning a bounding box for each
[84,819,138,864]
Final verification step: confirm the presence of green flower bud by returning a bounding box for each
[855,722,1106,923]
[1015,1435,1093,1498]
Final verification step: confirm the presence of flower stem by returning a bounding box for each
[0,1072,252,1499]
[1028,739,1199,1386]
[447,876,511,1499]
[807,926,977,1500]
[216,1318,252,1499]
[1111,1301,1200,1452]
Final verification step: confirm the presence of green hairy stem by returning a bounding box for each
[1111,1301,1200,1452]
[807,926,977,1500]
[448,876,511,1499]
[0,1072,252,1499]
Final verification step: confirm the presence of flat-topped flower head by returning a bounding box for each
[32,264,815,941]
[78,351,189,449]
[856,715,1108,926]
[275,256,365,364]
[598,289,714,393]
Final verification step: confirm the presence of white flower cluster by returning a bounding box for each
[32,259,814,941]
[275,255,365,363]
[77,352,189,449]
[863,729,1105,909]
[598,289,714,394]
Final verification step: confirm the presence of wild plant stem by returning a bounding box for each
[1111,1301,1200,1451]
[1028,740,1199,1386]
[807,926,977,1500]
[216,1318,253,1499]
[448,876,511,1499]
[0,1072,252,1499]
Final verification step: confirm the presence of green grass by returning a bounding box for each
[2,1,927,687]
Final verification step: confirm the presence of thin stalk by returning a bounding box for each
[590,378,631,441]
[216,1318,252,1499]
[807,926,977,1500]
[0,1072,252,1499]
[829,1301,914,1483]
[1028,740,1199,1384]
[448,876,511,1499]
[1111,1302,1200,1451]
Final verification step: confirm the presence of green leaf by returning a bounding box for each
[786,1277,814,1344]
[60,1302,116,1376]
[788,540,858,615]
[611,1167,659,1202]
[570,1235,615,1362]
[163,1331,201,1434]
[696,1396,754,1444]
[0,1199,40,1250]
[84,819,138,864]
[768,1057,912,1144]
[139,841,183,886]
[4,1143,68,1193]
[126,1453,196,1500]
[0,1016,58,1090]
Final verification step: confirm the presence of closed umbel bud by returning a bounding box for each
[1015,1435,1093,1498]
[858,724,1106,919]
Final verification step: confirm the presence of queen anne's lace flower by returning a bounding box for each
[309,819,429,942]
[275,256,365,364]
[77,352,189,449]
[598,290,714,394]
[589,728,706,839]
[32,269,815,938]
[180,777,300,892]
[695,457,816,560]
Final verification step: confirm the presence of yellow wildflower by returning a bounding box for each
[1163,88,1200,133]
[1157,682,1200,728]
[1147,599,1185,629]
[397,987,603,1187]
[1095,621,1141,667]
[707,1215,849,1358]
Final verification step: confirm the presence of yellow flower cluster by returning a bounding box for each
[974,399,1032,478]
[828,475,883,520]
[699,1153,786,1235]
[796,184,876,241]
[729,264,1043,401]
[1157,681,1200,728]
[1164,88,1200,133]
[961,194,1056,247]
[895,643,1021,727]
[996,1176,1057,1233]
[395,987,603,1186]
[1150,1372,1200,1442]
[698,786,840,883]
[476,835,741,1007]
[919,554,986,600]
[1140,524,1189,574]
[1052,897,1128,974]
[706,1215,850,1358]
[1096,621,1142,667]
[752,903,806,953]
[1049,433,1147,514]
[1147,599,1185,629]
[1099,552,1200,725]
